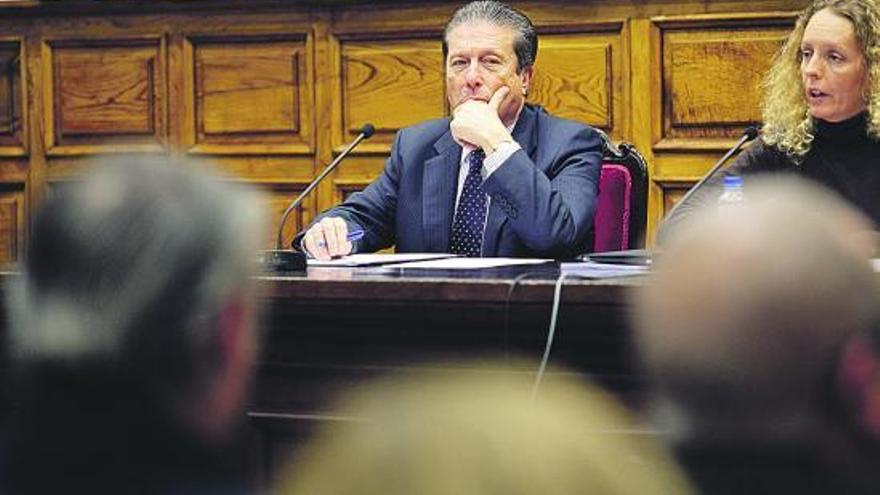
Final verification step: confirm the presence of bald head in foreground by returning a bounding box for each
[636,177,880,494]
[278,365,694,495]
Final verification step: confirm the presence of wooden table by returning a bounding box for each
[248,263,646,481]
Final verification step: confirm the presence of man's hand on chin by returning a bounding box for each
[450,86,513,154]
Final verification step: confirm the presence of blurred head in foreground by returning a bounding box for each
[3,156,264,492]
[277,365,694,495]
[638,177,876,431]
[636,177,880,491]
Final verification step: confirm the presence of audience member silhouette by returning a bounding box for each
[0,157,265,494]
[277,364,695,495]
[637,177,880,494]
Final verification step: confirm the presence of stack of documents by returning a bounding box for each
[559,261,649,278]
[307,253,454,268]
[307,253,648,277]
[307,253,551,269]
[382,257,551,269]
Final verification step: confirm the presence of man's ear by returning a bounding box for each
[520,65,534,95]
[216,292,251,370]
[186,292,256,441]
[836,330,880,442]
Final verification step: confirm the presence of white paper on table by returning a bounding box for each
[383,257,552,270]
[307,253,456,268]
[559,261,649,278]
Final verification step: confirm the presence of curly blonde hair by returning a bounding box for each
[762,0,880,159]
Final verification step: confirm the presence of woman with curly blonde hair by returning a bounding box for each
[662,0,880,238]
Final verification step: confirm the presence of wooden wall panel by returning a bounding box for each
[0,40,24,155]
[337,36,445,151]
[531,26,624,138]
[186,35,314,155]
[43,38,166,154]
[0,189,24,264]
[331,179,372,205]
[660,184,688,216]
[668,39,770,126]
[651,15,795,150]
[0,51,11,136]
[534,42,612,128]
[659,23,789,146]
[262,184,310,249]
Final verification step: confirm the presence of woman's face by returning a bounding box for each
[801,8,869,122]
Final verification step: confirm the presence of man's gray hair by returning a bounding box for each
[443,1,538,72]
[7,156,264,398]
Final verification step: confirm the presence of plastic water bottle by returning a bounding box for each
[718,174,744,209]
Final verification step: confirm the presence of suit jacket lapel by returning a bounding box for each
[482,105,538,256]
[423,130,461,252]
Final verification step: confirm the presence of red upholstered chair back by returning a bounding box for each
[592,130,648,253]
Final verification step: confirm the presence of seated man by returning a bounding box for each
[296,0,602,260]
[0,157,264,494]
[635,177,880,494]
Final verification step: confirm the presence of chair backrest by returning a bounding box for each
[592,129,648,252]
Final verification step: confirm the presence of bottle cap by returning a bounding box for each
[723,175,744,188]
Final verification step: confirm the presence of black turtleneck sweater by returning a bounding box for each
[660,113,880,239]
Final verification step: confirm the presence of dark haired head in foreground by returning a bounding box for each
[1,156,264,494]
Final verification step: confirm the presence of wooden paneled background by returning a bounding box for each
[0,0,809,260]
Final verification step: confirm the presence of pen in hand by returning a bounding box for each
[322,229,363,260]
[313,228,364,251]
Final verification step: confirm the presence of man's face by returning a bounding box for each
[445,21,533,127]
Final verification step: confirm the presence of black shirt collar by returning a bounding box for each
[813,112,869,143]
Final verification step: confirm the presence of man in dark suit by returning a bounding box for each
[297,0,602,260]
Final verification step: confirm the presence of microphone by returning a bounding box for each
[663,126,759,222]
[258,123,375,272]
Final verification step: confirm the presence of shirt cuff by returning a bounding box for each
[483,141,521,177]
[298,237,314,258]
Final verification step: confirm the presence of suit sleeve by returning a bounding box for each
[292,132,404,253]
[480,125,602,258]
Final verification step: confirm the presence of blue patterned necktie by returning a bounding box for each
[449,149,487,257]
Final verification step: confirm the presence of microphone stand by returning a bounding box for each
[663,126,759,222]
[258,123,375,272]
